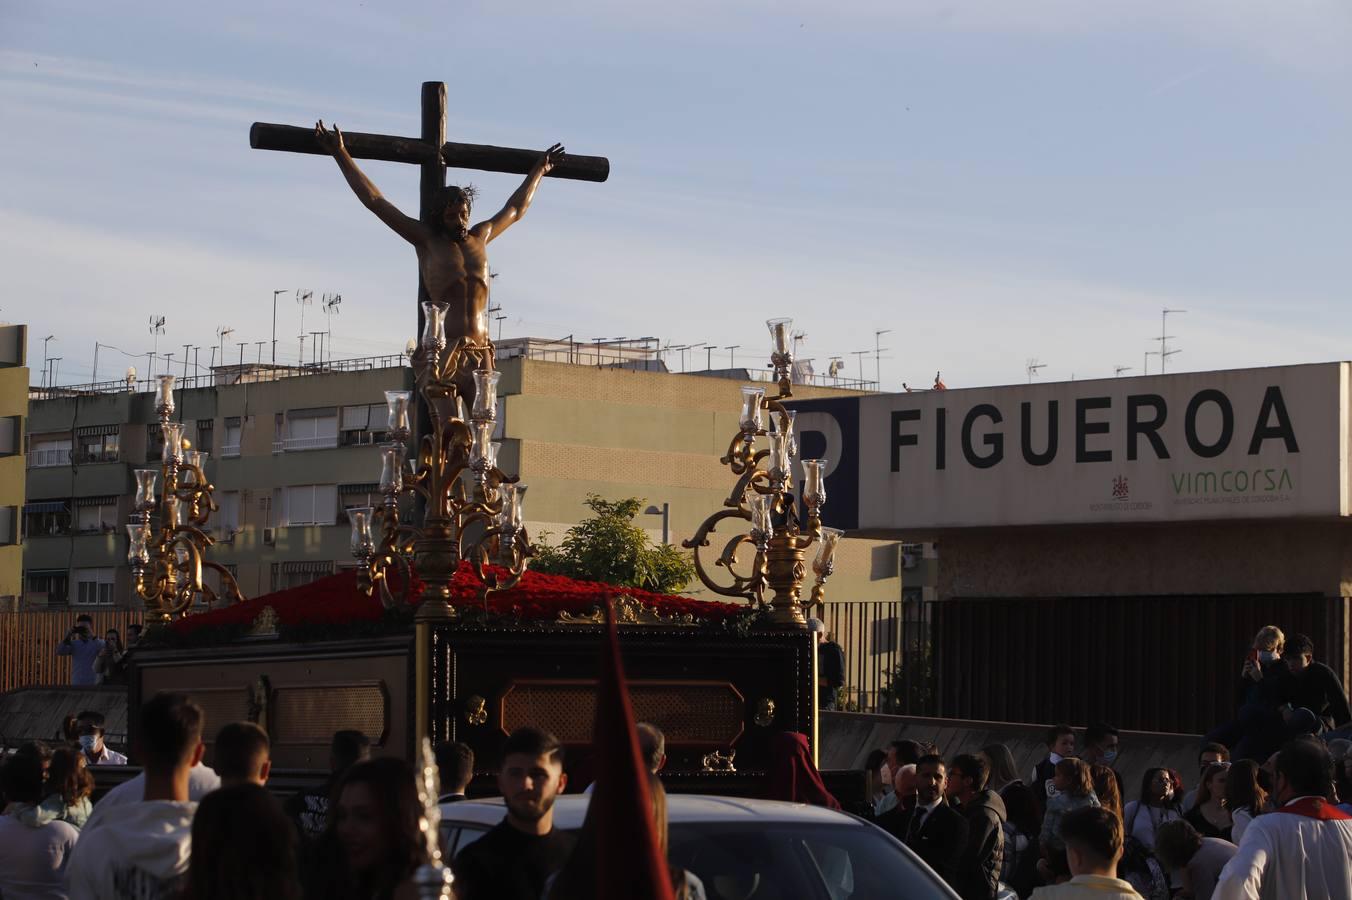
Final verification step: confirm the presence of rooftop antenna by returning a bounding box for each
[1144,349,1160,376]
[148,315,165,380]
[271,289,287,364]
[41,335,56,389]
[296,289,313,365]
[322,294,341,365]
[1026,358,1046,383]
[216,326,235,371]
[724,345,740,370]
[1156,308,1185,373]
[828,356,845,380]
[850,349,869,381]
[1114,365,1132,377]
[875,329,891,388]
[792,330,807,359]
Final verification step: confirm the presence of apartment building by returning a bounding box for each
[0,325,27,604]
[22,342,914,611]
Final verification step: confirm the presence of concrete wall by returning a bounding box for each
[0,357,26,599]
[936,519,1352,600]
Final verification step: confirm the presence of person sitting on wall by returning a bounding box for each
[1279,633,1351,738]
[1205,625,1292,762]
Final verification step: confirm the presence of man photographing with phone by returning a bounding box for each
[56,614,105,687]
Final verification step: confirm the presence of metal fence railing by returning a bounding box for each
[0,610,146,694]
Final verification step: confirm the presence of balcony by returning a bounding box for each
[273,435,339,453]
[222,443,241,458]
[29,448,71,468]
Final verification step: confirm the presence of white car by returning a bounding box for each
[440,794,961,900]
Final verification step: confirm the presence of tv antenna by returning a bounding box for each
[216,326,235,371]
[296,289,313,364]
[488,303,505,342]
[148,316,166,380]
[1156,308,1186,373]
[1026,358,1046,383]
[41,335,56,389]
[792,331,807,359]
[828,356,845,380]
[850,349,869,381]
[724,345,740,370]
[875,329,891,388]
[1114,365,1132,377]
[1144,349,1159,375]
[322,294,342,364]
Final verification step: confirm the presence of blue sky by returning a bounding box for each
[2,0,1349,389]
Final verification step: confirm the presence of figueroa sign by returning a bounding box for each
[788,362,1350,531]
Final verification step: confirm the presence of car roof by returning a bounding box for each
[441,794,866,831]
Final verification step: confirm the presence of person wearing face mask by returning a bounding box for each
[1205,625,1292,763]
[1080,722,1125,802]
[77,710,128,766]
[1213,739,1352,899]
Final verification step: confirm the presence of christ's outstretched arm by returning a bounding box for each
[315,119,426,246]
[471,143,565,243]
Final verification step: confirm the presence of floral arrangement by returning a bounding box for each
[166,562,751,642]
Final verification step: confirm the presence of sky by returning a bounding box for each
[2,0,1349,391]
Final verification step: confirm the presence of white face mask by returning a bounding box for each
[1258,650,1278,663]
[1049,752,1065,765]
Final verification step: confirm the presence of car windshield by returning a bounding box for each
[668,821,950,900]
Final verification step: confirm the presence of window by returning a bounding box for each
[217,491,241,535]
[75,497,119,533]
[196,419,214,456]
[276,484,338,526]
[25,570,68,606]
[0,416,21,456]
[0,506,16,544]
[339,484,380,520]
[223,417,242,457]
[271,560,335,591]
[339,404,390,446]
[29,436,72,468]
[282,408,339,451]
[147,424,165,461]
[74,426,120,463]
[74,567,116,605]
[24,501,70,537]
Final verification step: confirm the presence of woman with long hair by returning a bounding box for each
[185,783,301,900]
[1184,762,1232,841]
[308,757,427,900]
[39,746,94,828]
[1090,763,1123,822]
[547,771,705,899]
[1123,767,1184,851]
[1223,759,1267,844]
[982,743,1039,895]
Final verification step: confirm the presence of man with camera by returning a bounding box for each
[56,613,105,686]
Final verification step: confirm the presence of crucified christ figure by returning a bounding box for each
[314,119,563,401]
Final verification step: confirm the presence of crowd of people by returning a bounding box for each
[55,615,142,688]
[862,725,1352,898]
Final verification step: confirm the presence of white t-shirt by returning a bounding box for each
[0,812,80,900]
[1214,797,1352,900]
[65,800,196,900]
[81,763,219,834]
[1122,800,1182,850]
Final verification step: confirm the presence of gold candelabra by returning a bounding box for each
[350,301,532,619]
[127,375,244,622]
[683,318,843,628]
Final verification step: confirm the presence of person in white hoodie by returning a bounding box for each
[65,692,206,900]
[0,746,80,900]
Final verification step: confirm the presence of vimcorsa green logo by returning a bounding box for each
[1170,467,1294,505]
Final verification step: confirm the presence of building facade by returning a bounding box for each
[0,325,27,604]
[22,347,913,621]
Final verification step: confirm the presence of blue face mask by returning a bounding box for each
[1258,650,1277,663]
[1102,750,1119,764]
[79,734,99,753]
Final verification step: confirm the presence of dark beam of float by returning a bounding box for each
[248,123,611,183]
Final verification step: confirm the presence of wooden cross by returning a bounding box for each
[250,81,609,324]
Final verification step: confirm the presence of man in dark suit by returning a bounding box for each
[436,740,474,802]
[879,753,969,889]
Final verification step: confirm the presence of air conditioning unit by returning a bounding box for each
[262,527,276,546]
